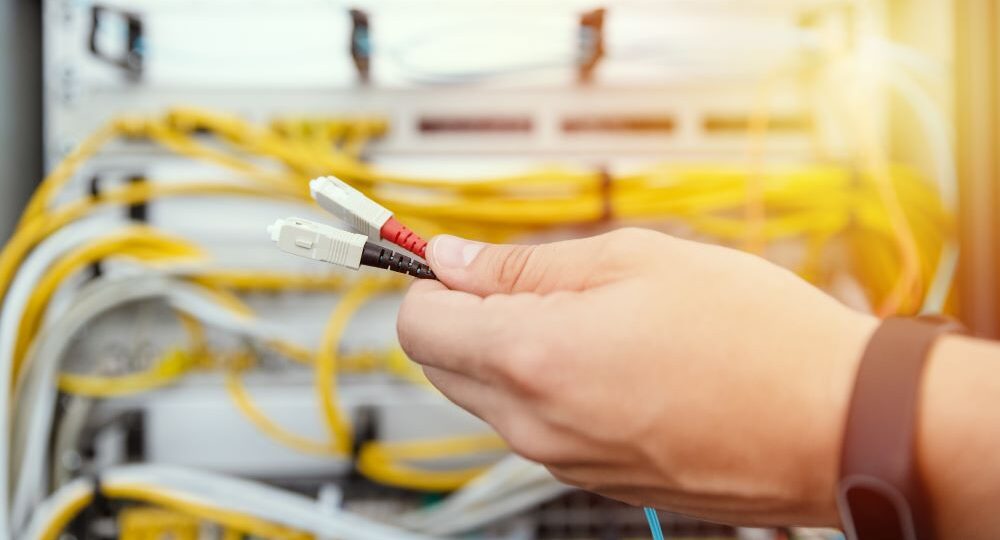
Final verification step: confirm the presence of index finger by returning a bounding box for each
[396,279,536,381]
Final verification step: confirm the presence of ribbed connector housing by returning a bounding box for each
[360,243,436,279]
[310,176,392,240]
[267,217,366,270]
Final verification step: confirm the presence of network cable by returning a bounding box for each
[7,107,952,315]
[268,217,435,279]
[310,176,429,258]
[645,506,665,540]
[268,176,436,279]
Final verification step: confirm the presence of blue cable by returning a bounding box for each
[644,506,665,540]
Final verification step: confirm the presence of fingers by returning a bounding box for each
[426,228,659,297]
[397,279,504,376]
[421,366,504,420]
[423,366,585,467]
[398,279,557,378]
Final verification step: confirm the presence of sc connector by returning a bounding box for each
[310,176,391,240]
[268,217,436,279]
[309,176,428,258]
[268,217,367,269]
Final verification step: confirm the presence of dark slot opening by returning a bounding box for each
[418,116,533,134]
[703,115,811,133]
[562,115,676,134]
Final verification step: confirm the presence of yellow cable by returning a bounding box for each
[144,120,308,197]
[191,270,348,292]
[13,229,203,380]
[225,366,343,456]
[744,74,777,254]
[12,110,952,330]
[855,114,923,315]
[38,482,311,540]
[58,349,196,398]
[0,181,303,308]
[35,489,95,540]
[101,484,311,540]
[374,434,507,461]
[356,443,491,492]
[17,121,120,228]
[315,278,384,454]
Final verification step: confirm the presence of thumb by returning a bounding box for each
[426,232,630,297]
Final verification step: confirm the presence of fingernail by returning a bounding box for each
[431,235,484,269]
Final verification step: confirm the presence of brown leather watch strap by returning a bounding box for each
[838,316,963,540]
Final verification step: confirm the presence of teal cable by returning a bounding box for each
[644,506,665,540]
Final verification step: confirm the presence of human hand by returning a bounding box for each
[397,228,877,527]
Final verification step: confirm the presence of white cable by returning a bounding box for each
[7,251,312,531]
[880,63,957,211]
[19,476,95,540]
[10,274,278,533]
[423,480,570,536]
[878,54,960,312]
[0,217,121,537]
[397,455,569,535]
[920,240,960,315]
[51,391,96,489]
[11,275,182,533]
[106,464,436,540]
[21,463,437,540]
[10,272,408,536]
[831,40,959,314]
[864,37,948,86]
[107,462,562,539]
[397,455,538,528]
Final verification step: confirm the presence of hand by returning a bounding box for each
[397,228,877,527]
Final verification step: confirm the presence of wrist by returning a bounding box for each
[834,317,974,538]
[919,334,1000,539]
[809,311,880,525]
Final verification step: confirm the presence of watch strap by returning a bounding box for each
[838,316,963,540]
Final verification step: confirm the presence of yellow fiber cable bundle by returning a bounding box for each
[316,278,386,454]
[118,507,202,540]
[0,181,302,311]
[12,228,204,381]
[356,442,494,492]
[8,107,951,314]
[57,349,196,399]
[102,484,311,540]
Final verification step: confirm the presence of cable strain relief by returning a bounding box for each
[86,472,113,520]
[349,405,377,480]
[361,242,436,280]
[380,217,428,259]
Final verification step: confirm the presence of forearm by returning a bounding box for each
[920,335,1000,538]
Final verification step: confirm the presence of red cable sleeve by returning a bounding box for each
[380,217,428,259]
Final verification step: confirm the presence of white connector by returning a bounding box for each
[267,217,366,270]
[310,176,392,240]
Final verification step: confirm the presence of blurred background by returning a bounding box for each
[0,1,996,539]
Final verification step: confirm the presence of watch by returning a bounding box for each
[837,316,963,540]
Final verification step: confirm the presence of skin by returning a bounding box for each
[396,228,1000,536]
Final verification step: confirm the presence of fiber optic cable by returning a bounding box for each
[0,181,304,308]
[316,278,382,453]
[19,108,948,320]
[644,506,666,540]
[12,229,203,381]
[24,464,439,540]
[57,348,196,398]
[225,362,343,456]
